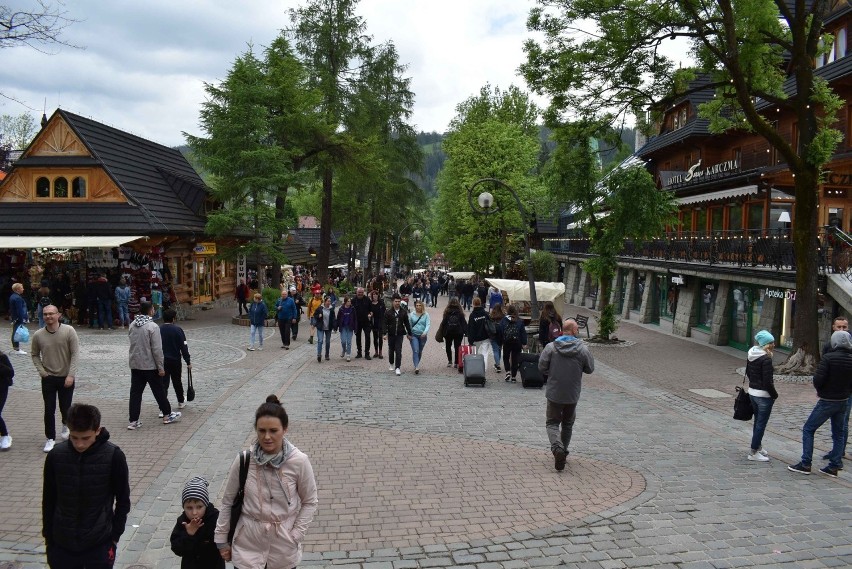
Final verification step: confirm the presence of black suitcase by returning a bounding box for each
[519,352,544,389]
[463,353,486,387]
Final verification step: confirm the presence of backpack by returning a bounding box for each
[548,319,562,341]
[39,296,51,307]
[503,318,520,344]
[446,312,463,335]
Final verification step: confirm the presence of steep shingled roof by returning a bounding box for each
[0,109,209,236]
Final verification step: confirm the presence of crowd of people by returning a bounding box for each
[3,268,850,567]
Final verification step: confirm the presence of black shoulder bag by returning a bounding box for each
[227,450,251,544]
[733,374,753,421]
[185,367,195,402]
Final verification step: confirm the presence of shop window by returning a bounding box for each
[698,281,718,330]
[72,177,87,198]
[769,204,793,232]
[53,177,68,198]
[36,177,50,197]
[695,208,707,234]
[710,207,723,233]
[747,203,764,234]
[632,273,645,310]
[728,204,743,232]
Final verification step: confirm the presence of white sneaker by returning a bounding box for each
[163,411,182,424]
[58,425,69,441]
[14,349,27,355]
[127,421,142,430]
[0,435,11,450]
[389,365,394,371]
[247,346,255,351]
[43,439,55,452]
[758,448,769,457]
[395,368,401,376]
[158,411,164,418]
[748,452,770,462]
[178,402,186,409]
[257,346,263,351]
[346,355,351,362]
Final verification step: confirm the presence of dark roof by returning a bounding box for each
[535,215,559,235]
[0,202,149,235]
[0,110,210,236]
[636,117,712,155]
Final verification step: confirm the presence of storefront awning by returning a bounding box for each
[676,185,758,205]
[0,236,144,248]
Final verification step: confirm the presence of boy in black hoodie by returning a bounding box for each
[170,476,225,569]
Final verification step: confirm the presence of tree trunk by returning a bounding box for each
[271,193,285,290]
[317,166,333,284]
[777,166,821,374]
[366,228,377,281]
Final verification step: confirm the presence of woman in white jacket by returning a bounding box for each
[215,395,318,568]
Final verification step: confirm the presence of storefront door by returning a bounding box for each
[194,257,214,303]
[729,284,764,350]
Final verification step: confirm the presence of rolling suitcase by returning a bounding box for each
[519,352,544,389]
[457,343,474,372]
[463,353,486,387]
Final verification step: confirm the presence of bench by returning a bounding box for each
[575,314,590,338]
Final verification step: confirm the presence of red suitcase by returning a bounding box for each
[458,344,474,371]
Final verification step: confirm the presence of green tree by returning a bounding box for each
[434,85,543,274]
[0,112,37,148]
[523,1,841,367]
[289,0,371,283]
[186,40,322,283]
[340,41,424,277]
[544,120,676,339]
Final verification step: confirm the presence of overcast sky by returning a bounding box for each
[2,0,547,147]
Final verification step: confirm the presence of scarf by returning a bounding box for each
[253,438,294,469]
[133,314,153,327]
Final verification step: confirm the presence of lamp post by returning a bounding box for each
[468,178,539,321]
[392,222,426,278]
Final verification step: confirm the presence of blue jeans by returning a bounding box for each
[841,396,852,460]
[801,399,848,468]
[117,303,130,326]
[340,327,353,356]
[491,339,502,368]
[38,304,45,328]
[409,335,428,368]
[97,299,112,328]
[249,324,264,348]
[749,394,774,452]
[316,329,331,358]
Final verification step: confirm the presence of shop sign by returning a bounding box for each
[666,158,739,186]
[193,242,217,255]
[671,274,685,285]
[765,287,796,300]
[825,172,852,186]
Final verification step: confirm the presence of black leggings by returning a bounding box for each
[0,382,8,436]
[372,328,383,353]
[503,342,522,378]
[444,334,463,365]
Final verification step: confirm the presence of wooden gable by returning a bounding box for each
[27,117,88,157]
[0,114,127,203]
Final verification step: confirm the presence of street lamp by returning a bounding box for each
[468,178,539,321]
[393,222,426,278]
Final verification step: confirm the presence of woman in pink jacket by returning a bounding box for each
[215,395,318,568]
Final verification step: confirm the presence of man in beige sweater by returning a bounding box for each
[31,305,80,453]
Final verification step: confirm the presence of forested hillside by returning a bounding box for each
[411,126,636,197]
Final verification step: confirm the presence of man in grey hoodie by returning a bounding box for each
[127,302,180,430]
[538,318,594,471]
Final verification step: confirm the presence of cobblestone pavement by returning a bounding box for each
[0,296,849,569]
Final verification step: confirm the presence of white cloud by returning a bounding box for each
[2,0,542,146]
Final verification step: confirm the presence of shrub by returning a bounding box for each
[596,303,618,340]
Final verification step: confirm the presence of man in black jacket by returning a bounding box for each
[352,287,372,360]
[788,330,852,477]
[43,403,130,568]
[383,294,412,376]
